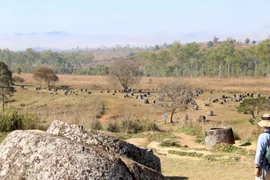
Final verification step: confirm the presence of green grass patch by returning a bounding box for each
[175,123,205,144]
[168,150,204,157]
[147,132,177,142]
[160,140,181,147]
[210,143,254,157]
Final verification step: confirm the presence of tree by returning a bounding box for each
[181,42,200,77]
[252,40,256,45]
[17,67,22,75]
[237,97,270,124]
[0,61,15,112]
[33,67,59,87]
[207,41,213,48]
[213,36,219,44]
[245,38,250,44]
[159,80,193,123]
[154,45,160,51]
[108,60,140,90]
[256,38,270,79]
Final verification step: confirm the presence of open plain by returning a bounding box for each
[2,74,269,179]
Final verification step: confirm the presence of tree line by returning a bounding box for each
[133,37,270,78]
[0,48,95,75]
[1,37,270,78]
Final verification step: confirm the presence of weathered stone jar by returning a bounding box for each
[205,127,235,148]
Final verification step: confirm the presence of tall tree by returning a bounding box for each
[181,42,200,77]
[245,38,250,44]
[33,67,59,87]
[207,41,213,48]
[0,62,15,112]
[108,60,140,90]
[213,36,219,44]
[256,38,270,79]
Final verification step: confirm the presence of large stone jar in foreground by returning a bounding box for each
[205,127,235,148]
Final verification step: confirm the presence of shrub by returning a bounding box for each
[22,113,37,129]
[248,118,255,125]
[0,111,22,131]
[106,121,120,132]
[0,110,37,132]
[12,76,25,83]
[90,120,103,130]
[141,118,160,132]
[104,117,160,134]
[120,119,143,134]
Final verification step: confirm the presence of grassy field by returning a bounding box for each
[2,73,268,179]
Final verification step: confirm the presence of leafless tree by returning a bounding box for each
[159,80,193,123]
[108,60,140,90]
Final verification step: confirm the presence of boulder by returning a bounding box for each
[46,120,161,172]
[0,120,166,180]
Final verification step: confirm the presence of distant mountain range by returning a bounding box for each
[15,31,70,36]
[0,30,265,51]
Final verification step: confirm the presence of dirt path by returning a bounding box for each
[98,114,110,123]
[126,133,256,172]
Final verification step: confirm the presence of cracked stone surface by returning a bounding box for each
[0,120,167,180]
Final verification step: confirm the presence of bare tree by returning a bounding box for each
[159,80,193,123]
[108,60,140,90]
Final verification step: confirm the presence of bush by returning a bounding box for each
[120,119,143,134]
[21,113,37,129]
[0,111,22,131]
[104,117,160,134]
[106,121,120,132]
[248,118,255,125]
[12,76,25,83]
[0,110,37,132]
[141,119,160,132]
[90,120,103,130]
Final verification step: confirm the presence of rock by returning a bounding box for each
[207,110,213,116]
[0,120,166,180]
[46,120,161,172]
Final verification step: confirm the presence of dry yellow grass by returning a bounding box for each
[19,73,270,93]
[15,74,270,132]
[10,73,266,179]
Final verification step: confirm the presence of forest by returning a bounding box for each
[1,37,270,78]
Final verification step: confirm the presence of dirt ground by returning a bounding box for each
[125,133,256,180]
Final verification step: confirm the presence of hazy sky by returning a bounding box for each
[0,0,270,50]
